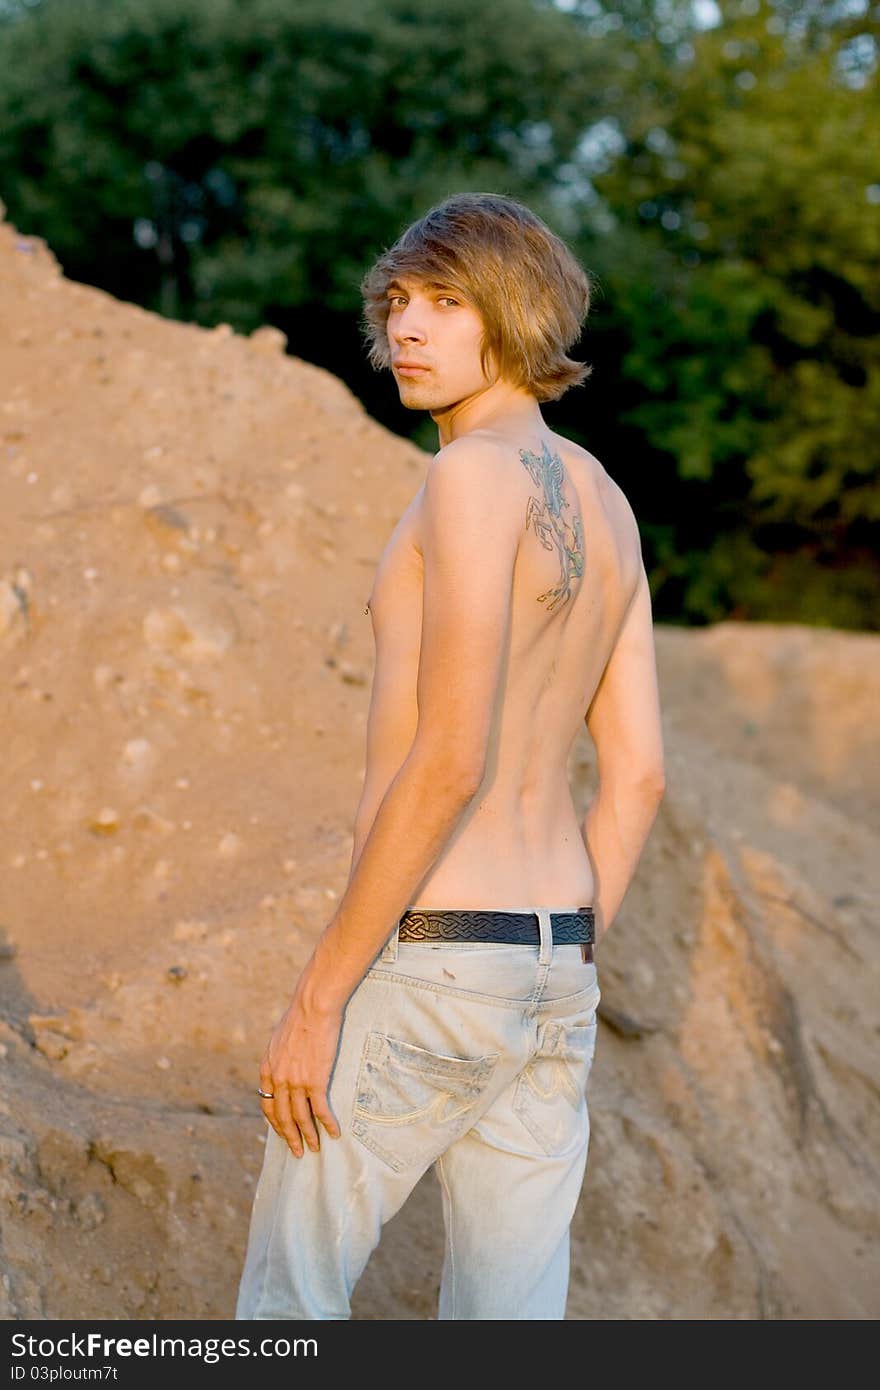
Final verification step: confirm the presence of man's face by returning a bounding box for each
[385,274,497,412]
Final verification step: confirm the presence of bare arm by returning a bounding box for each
[260,438,522,1157]
[581,560,665,943]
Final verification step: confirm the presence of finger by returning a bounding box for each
[308,1088,341,1140]
[272,1082,304,1158]
[257,1083,284,1139]
[258,1060,276,1105]
[258,1094,286,1143]
[290,1088,321,1153]
[256,1065,285,1138]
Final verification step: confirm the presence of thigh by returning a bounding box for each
[431,983,601,1314]
[434,1069,593,1318]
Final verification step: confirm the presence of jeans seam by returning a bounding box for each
[525,961,552,1019]
[363,969,600,1013]
[363,970,527,1010]
[437,1151,455,1319]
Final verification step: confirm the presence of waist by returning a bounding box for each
[404,816,594,909]
[398,906,595,948]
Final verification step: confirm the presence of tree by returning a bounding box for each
[565,0,880,625]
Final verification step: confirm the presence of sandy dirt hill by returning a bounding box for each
[0,201,877,1320]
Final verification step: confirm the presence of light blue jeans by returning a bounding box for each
[235,907,601,1320]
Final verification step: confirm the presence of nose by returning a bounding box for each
[391,301,427,345]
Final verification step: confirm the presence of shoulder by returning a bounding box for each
[588,453,641,549]
[418,434,523,548]
[425,433,512,489]
[424,433,526,511]
[593,459,645,598]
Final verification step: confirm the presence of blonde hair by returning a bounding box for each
[360,192,594,403]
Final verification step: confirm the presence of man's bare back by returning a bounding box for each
[355,428,643,910]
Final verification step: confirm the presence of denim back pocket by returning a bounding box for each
[512,1013,598,1158]
[351,1031,500,1174]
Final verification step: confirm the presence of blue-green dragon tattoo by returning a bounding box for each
[518,441,584,611]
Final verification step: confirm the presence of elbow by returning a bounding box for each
[598,758,666,800]
[457,761,487,799]
[603,765,666,800]
[645,768,666,800]
[446,756,486,800]
[407,742,485,802]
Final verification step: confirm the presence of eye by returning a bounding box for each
[438,296,460,307]
[387,294,407,308]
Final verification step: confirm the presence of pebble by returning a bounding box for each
[138,484,162,507]
[34,1030,70,1061]
[122,738,153,767]
[172,919,208,943]
[248,325,287,354]
[339,663,368,685]
[132,807,174,834]
[0,583,24,637]
[74,1193,105,1230]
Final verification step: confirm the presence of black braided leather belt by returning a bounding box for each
[397,907,596,962]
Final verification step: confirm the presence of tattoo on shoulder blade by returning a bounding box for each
[518,442,585,611]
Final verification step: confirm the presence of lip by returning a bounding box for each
[394,362,431,375]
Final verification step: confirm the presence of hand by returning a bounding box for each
[258,981,345,1159]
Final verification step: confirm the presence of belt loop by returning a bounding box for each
[380,920,400,963]
[536,908,553,966]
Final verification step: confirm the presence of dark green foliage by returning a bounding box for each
[566,0,880,626]
[0,0,602,316]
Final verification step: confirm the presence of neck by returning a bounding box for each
[430,378,545,447]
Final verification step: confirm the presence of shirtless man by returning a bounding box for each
[235,192,665,1320]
